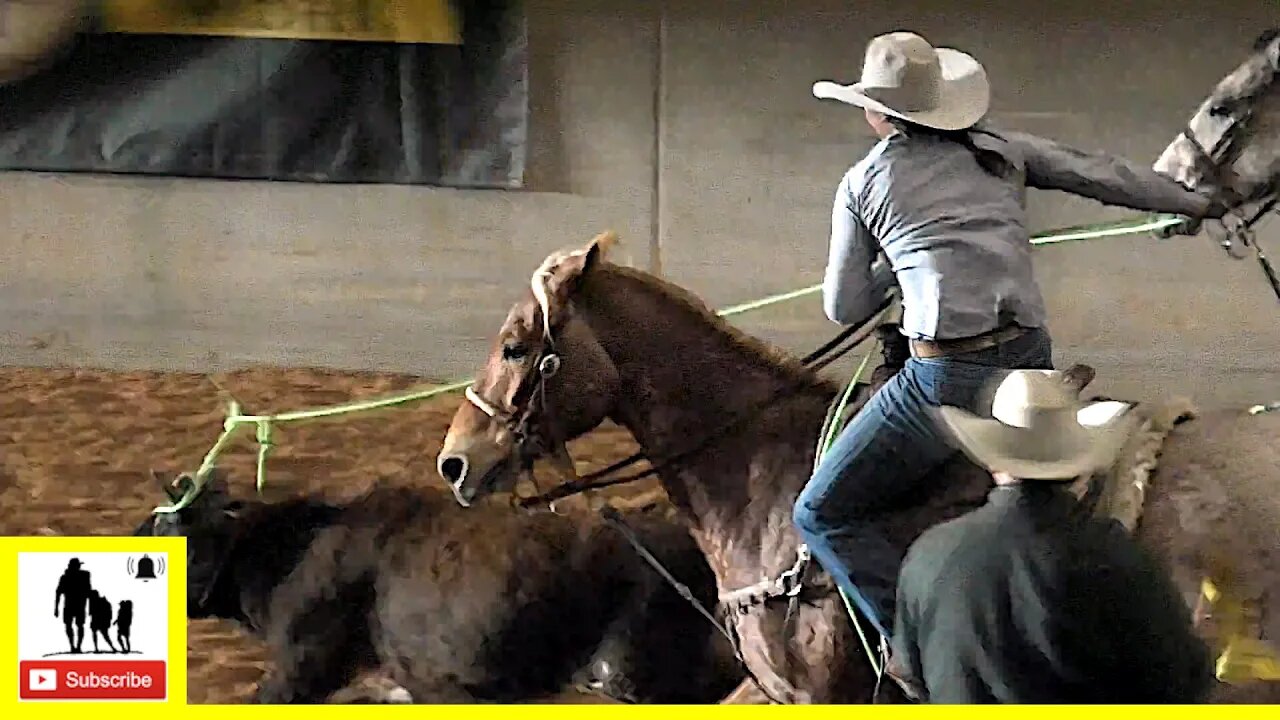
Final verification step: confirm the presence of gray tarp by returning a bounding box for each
[0,1,527,188]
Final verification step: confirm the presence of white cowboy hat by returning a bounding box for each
[812,31,990,131]
[936,370,1136,480]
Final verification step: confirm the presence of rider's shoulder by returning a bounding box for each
[903,510,993,576]
[843,137,897,192]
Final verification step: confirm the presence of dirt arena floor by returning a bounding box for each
[0,365,666,703]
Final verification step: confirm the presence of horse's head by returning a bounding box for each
[133,468,246,616]
[1154,29,1280,205]
[437,232,624,507]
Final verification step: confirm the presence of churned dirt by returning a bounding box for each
[0,365,663,703]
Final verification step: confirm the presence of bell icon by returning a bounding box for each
[134,554,157,580]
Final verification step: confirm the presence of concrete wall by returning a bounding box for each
[2,0,1276,408]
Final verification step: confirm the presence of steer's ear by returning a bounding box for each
[150,469,181,502]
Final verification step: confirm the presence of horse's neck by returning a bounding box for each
[579,275,836,582]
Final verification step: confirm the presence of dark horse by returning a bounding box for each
[132,469,742,703]
[437,231,1280,703]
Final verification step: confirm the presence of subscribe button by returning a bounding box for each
[19,660,166,701]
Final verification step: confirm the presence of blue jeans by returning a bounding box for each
[793,327,1054,639]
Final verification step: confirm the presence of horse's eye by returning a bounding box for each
[502,344,528,361]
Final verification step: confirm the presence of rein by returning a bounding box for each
[462,296,891,510]
[598,505,791,705]
[496,303,891,510]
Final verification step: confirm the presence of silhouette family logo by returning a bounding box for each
[17,551,170,701]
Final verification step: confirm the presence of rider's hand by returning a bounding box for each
[1155,199,1229,239]
[1155,214,1205,239]
[1204,198,1230,220]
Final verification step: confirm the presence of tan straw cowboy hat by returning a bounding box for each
[936,370,1135,480]
[812,31,990,131]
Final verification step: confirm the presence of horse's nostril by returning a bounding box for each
[439,456,467,485]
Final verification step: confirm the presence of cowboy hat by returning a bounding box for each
[936,370,1135,480]
[812,31,990,131]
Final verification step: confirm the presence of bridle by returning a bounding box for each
[464,342,565,469]
[462,249,595,485]
[462,296,891,510]
[1174,54,1280,301]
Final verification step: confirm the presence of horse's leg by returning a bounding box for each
[397,680,479,704]
[326,675,415,704]
[719,677,771,704]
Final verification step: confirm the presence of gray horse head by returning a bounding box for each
[1154,29,1280,208]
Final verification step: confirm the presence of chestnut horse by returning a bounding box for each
[437,232,1280,703]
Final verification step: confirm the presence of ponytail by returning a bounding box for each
[887,118,1014,180]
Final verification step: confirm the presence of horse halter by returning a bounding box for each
[1177,64,1279,258]
[1174,65,1280,302]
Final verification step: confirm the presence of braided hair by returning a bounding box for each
[887,116,1014,180]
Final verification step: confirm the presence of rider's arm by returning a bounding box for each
[1002,130,1226,218]
[823,172,895,325]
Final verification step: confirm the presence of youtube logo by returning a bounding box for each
[19,660,166,701]
[16,550,174,703]
[27,668,57,692]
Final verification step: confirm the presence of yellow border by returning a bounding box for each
[2,539,1275,714]
[99,0,462,45]
[3,537,187,711]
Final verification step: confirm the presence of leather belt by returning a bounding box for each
[909,324,1030,359]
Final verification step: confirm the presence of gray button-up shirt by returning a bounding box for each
[823,126,1215,340]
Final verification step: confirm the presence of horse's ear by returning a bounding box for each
[150,469,181,502]
[565,230,617,282]
[582,230,618,266]
[577,231,616,279]
[539,231,618,303]
[1256,28,1280,69]
[1254,28,1280,52]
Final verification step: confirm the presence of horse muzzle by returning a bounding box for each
[436,442,519,508]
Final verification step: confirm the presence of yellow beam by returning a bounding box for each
[100,1,463,45]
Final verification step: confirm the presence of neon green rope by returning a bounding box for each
[819,353,870,466]
[812,349,882,677]
[1248,402,1279,415]
[155,380,472,512]
[155,212,1184,512]
[720,214,1183,316]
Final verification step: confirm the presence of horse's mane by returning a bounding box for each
[593,262,841,395]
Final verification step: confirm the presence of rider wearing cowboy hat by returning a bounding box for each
[792,30,1228,641]
[884,370,1214,703]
